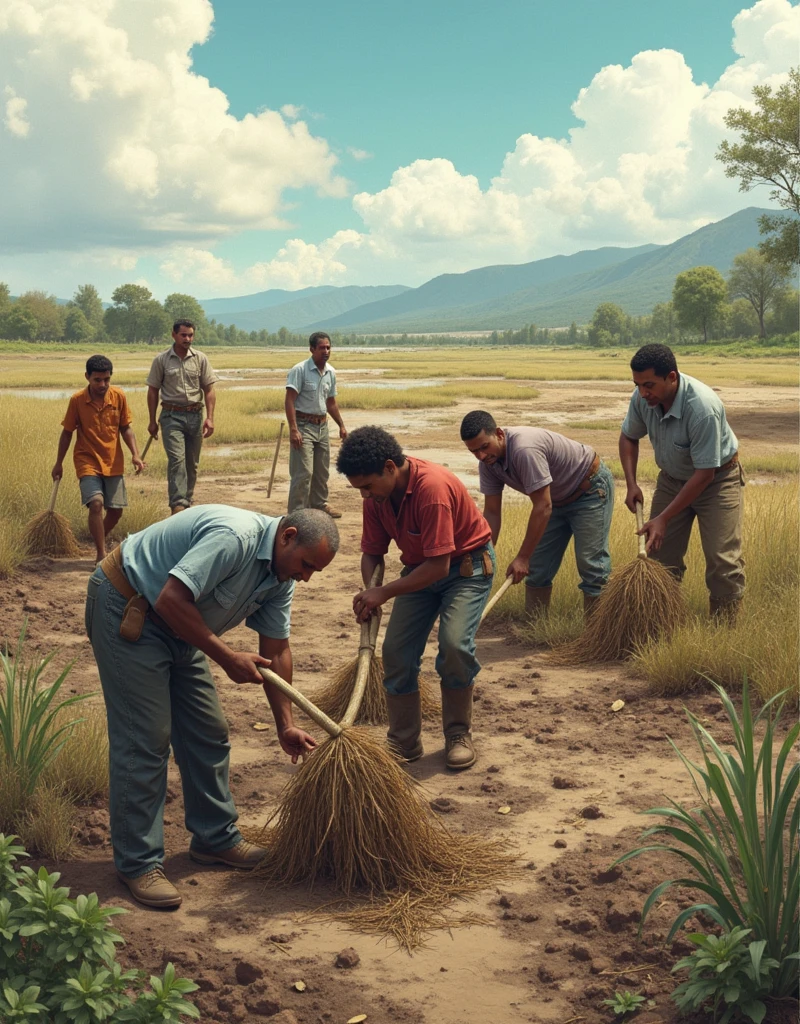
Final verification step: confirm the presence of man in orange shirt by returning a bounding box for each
[53,354,145,563]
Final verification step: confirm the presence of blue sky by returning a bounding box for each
[0,0,796,300]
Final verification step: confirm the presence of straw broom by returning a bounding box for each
[22,479,79,558]
[549,502,686,663]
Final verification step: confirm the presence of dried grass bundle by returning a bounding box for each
[22,481,79,558]
[312,656,440,725]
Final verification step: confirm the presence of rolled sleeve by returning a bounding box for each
[689,415,724,469]
[119,394,132,429]
[168,529,245,600]
[146,357,164,389]
[511,449,551,494]
[478,463,504,496]
[286,365,303,394]
[621,393,647,440]
[360,500,391,556]
[247,581,294,639]
[327,369,337,399]
[61,397,79,432]
[199,354,218,388]
[419,502,456,558]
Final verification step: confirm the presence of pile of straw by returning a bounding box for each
[22,510,79,558]
[312,657,440,725]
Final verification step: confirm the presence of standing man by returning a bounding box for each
[147,320,217,514]
[86,506,339,909]
[460,411,614,618]
[52,354,144,565]
[285,331,347,518]
[337,426,494,771]
[619,344,744,623]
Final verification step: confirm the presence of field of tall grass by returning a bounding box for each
[487,480,799,701]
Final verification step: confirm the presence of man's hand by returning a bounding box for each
[339,425,348,440]
[133,456,146,475]
[223,650,273,685]
[51,463,63,482]
[148,422,159,439]
[638,514,667,554]
[353,586,387,623]
[277,725,317,764]
[289,427,303,450]
[202,418,214,439]
[506,555,529,585]
[625,484,645,513]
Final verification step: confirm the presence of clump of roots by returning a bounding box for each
[249,728,514,950]
[550,557,687,664]
[22,512,79,558]
[312,656,440,725]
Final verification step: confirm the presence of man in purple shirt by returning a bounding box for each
[460,410,614,617]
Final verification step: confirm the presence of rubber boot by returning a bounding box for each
[524,585,552,618]
[441,685,476,771]
[710,598,741,626]
[386,691,423,762]
[583,592,601,619]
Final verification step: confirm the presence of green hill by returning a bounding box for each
[200,285,410,331]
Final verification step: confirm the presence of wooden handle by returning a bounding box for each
[267,422,285,499]
[47,479,60,513]
[635,502,647,559]
[480,576,513,623]
[258,666,341,738]
[341,563,385,727]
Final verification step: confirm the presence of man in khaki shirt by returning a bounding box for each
[147,320,217,513]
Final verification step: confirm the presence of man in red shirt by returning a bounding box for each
[337,426,494,770]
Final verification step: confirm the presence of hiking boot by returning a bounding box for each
[386,691,424,762]
[189,839,267,870]
[117,868,181,909]
[321,503,343,519]
[524,585,552,618]
[583,592,601,619]
[441,685,476,770]
[710,597,741,626]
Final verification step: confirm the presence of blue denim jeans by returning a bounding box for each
[382,544,495,696]
[85,567,241,878]
[526,463,614,596]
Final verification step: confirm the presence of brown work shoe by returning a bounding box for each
[118,868,181,909]
[445,732,476,770]
[189,839,267,870]
[321,503,343,519]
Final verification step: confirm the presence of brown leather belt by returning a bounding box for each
[552,453,602,508]
[99,546,180,638]
[162,402,202,412]
[717,452,739,473]
[296,411,327,424]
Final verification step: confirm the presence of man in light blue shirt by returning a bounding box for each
[619,344,744,620]
[285,331,347,518]
[86,505,339,909]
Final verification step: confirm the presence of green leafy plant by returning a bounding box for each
[671,926,780,1023]
[0,833,198,1022]
[601,990,645,1017]
[615,678,799,999]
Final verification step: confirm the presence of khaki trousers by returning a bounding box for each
[650,462,745,603]
[287,419,330,513]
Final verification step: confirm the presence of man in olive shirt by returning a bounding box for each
[147,320,217,513]
[619,344,744,621]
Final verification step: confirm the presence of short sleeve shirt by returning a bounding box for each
[360,457,492,567]
[620,373,738,481]
[121,505,295,639]
[146,347,217,405]
[286,357,337,416]
[478,428,595,504]
[62,385,132,479]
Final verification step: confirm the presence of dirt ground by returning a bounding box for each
[1,379,798,1024]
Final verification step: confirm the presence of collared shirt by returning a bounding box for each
[286,356,337,416]
[478,427,595,504]
[62,385,132,479]
[361,457,492,567]
[146,346,218,405]
[621,373,738,481]
[121,505,294,639]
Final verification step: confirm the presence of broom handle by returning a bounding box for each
[257,666,342,738]
[341,563,385,727]
[47,478,60,513]
[267,422,285,499]
[480,576,513,623]
[635,502,648,559]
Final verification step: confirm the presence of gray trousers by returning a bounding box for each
[160,409,203,509]
[287,419,330,512]
[650,461,745,602]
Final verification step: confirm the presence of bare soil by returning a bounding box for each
[1,379,797,1024]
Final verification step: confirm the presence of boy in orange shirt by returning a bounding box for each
[52,354,145,563]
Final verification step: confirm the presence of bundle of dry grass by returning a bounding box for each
[22,480,79,558]
[550,505,686,664]
[313,657,440,724]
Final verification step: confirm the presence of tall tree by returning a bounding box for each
[0,282,10,315]
[71,284,104,329]
[588,302,627,346]
[163,293,207,331]
[1,307,38,340]
[717,68,800,270]
[16,291,65,341]
[727,248,789,338]
[104,284,169,343]
[650,301,676,342]
[64,306,95,343]
[672,266,728,343]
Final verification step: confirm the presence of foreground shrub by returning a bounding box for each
[616,679,799,1000]
[0,834,198,1022]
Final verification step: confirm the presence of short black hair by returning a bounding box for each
[309,331,331,349]
[173,319,195,333]
[86,354,113,376]
[631,344,678,378]
[337,425,406,477]
[460,410,497,441]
